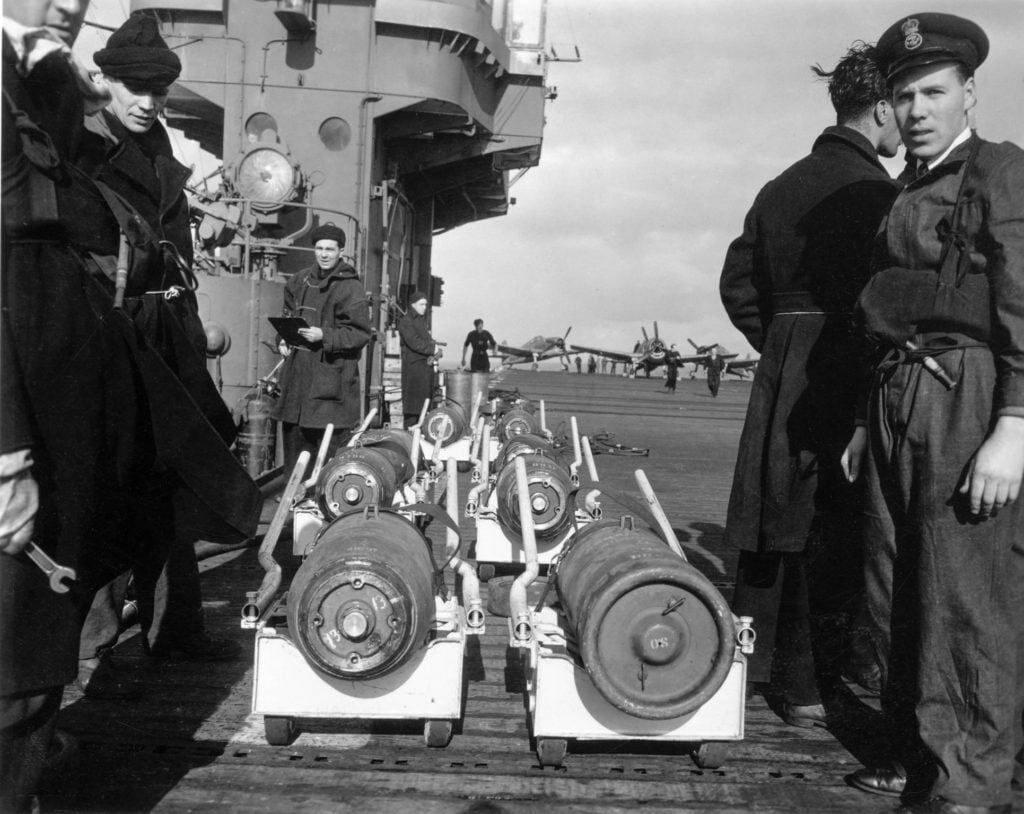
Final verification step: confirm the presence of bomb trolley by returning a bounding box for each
[243,454,482,748]
[504,461,755,768]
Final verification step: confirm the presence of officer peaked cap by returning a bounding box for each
[94,12,181,86]
[876,12,988,81]
[310,223,346,247]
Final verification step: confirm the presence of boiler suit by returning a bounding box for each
[856,133,1024,809]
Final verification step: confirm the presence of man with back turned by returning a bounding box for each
[846,13,1024,813]
[720,42,900,729]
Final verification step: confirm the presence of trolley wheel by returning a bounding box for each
[264,716,296,746]
[536,737,567,768]
[477,563,496,582]
[691,741,728,769]
[423,719,453,748]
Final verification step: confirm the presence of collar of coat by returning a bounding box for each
[307,262,359,288]
[812,125,887,171]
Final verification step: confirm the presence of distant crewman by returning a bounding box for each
[273,223,372,475]
[664,357,679,393]
[461,318,496,372]
[398,291,442,427]
[587,355,597,374]
[720,42,901,729]
[574,355,582,374]
[846,14,1024,809]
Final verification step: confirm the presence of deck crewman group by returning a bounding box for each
[1,3,1021,813]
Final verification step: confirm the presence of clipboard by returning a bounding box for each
[269,316,314,348]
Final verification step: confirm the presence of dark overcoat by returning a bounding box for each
[720,126,899,553]
[398,312,436,416]
[271,263,371,430]
[1,40,157,693]
[75,110,262,544]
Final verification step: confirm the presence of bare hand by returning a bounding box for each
[298,326,324,343]
[0,471,39,555]
[278,339,291,358]
[841,426,867,483]
[958,415,1024,516]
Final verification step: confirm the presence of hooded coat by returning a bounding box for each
[272,262,372,429]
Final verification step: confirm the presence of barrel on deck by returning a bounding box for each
[445,370,489,417]
[556,521,735,719]
[287,510,436,679]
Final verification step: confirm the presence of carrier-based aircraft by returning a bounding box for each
[570,322,679,377]
[683,339,759,379]
[495,328,576,370]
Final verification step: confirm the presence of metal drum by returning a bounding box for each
[287,510,436,679]
[355,428,416,483]
[493,433,561,473]
[423,403,468,447]
[495,407,542,442]
[555,521,735,720]
[316,447,399,520]
[495,453,573,539]
[445,370,489,416]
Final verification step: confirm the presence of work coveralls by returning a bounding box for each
[856,133,1024,809]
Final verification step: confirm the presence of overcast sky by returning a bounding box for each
[79,0,1023,366]
[431,0,1024,363]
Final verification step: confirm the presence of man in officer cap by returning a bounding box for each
[272,222,372,477]
[846,13,1024,813]
[71,11,262,677]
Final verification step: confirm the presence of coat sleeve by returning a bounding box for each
[720,188,769,352]
[398,316,436,356]
[987,146,1024,417]
[322,279,371,354]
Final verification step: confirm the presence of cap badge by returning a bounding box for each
[901,18,923,50]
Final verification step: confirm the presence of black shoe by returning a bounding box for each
[74,656,144,700]
[847,763,908,797]
[145,632,243,662]
[778,701,827,729]
[896,797,1011,814]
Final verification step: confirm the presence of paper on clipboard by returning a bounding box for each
[269,316,313,347]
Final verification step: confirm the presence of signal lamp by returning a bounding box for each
[233,145,301,212]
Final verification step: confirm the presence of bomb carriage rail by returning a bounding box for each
[502,458,756,769]
[240,410,482,749]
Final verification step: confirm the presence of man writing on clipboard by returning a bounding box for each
[271,223,372,477]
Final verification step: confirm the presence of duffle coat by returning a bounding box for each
[272,263,371,430]
[720,126,899,553]
[398,311,436,416]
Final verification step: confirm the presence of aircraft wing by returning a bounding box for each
[675,351,740,365]
[567,344,637,364]
[494,343,534,359]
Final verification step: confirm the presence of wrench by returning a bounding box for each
[24,542,76,594]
